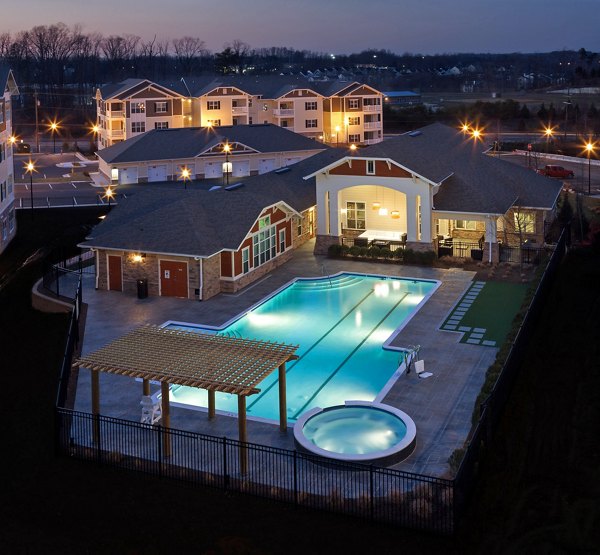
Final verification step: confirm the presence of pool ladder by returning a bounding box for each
[321,264,333,288]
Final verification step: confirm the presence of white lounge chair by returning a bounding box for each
[415,360,433,379]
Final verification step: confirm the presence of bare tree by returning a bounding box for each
[172,36,207,75]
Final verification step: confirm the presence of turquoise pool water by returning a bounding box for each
[166,273,437,422]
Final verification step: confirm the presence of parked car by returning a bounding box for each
[15,142,31,153]
[536,165,574,178]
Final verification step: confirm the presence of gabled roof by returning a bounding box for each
[97,124,326,164]
[0,66,19,95]
[307,123,563,215]
[82,148,343,257]
[98,79,185,100]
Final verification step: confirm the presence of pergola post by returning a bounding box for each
[208,389,216,419]
[161,381,171,458]
[142,378,150,396]
[278,362,287,432]
[91,369,100,444]
[238,395,248,475]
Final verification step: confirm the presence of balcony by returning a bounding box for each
[364,121,382,130]
[109,129,124,138]
[107,110,125,118]
[363,138,383,145]
[232,106,248,115]
[363,105,382,112]
[274,109,295,117]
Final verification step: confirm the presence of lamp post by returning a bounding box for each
[104,186,115,211]
[25,160,36,219]
[335,125,341,147]
[91,124,100,151]
[49,121,59,153]
[544,126,554,158]
[180,166,191,190]
[223,143,231,186]
[585,141,595,195]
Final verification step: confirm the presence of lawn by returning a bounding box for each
[441,281,529,346]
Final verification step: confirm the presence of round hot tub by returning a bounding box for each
[293,401,416,465]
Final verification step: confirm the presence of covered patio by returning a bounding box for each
[73,324,299,474]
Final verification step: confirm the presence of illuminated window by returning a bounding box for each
[131,102,145,114]
[349,134,361,143]
[253,225,277,267]
[348,116,360,125]
[154,101,168,113]
[346,201,366,230]
[455,220,477,230]
[514,212,536,233]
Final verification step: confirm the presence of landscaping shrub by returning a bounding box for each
[403,249,416,263]
[341,244,351,255]
[328,244,343,257]
[349,245,361,257]
[358,246,369,257]
[367,246,381,258]
[393,249,404,260]
[380,248,393,259]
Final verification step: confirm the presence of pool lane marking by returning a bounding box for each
[246,287,375,411]
[291,292,410,420]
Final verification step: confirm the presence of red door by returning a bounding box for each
[160,260,188,298]
[108,255,122,291]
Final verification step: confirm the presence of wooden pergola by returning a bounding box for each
[73,325,299,473]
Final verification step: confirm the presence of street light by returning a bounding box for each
[222,143,231,186]
[91,123,100,150]
[24,160,36,219]
[543,126,555,158]
[585,140,595,195]
[179,166,191,190]
[48,120,60,153]
[103,185,115,210]
[335,125,341,147]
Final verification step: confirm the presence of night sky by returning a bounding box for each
[2,0,599,54]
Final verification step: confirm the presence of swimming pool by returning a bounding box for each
[165,272,438,423]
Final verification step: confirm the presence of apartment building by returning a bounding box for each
[0,66,18,255]
[96,76,383,150]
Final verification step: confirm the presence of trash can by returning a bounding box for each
[137,278,148,299]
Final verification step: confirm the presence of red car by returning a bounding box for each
[536,165,575,178]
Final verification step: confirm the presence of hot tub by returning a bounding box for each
[293,401,416,465]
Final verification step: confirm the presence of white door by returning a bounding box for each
[258,158,276,174]
[284,157,301,166]
[147,165,168,182]
[204,161,222,179]
[232,160,250,177]
[119,167,138,184]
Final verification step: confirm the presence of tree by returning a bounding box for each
[172,36,207,76]
[537,103,548,121]
[519,105,530,119]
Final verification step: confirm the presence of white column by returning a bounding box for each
[406,193,417,241]
[485,216,498,263]
[420,193,432,243]
[330,190,340,236]
[317,189,328,235]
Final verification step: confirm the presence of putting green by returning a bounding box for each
[440,281,528,347]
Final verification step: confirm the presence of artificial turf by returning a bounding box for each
[441,281,528,346]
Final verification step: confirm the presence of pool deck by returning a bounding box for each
[74,240,496,478]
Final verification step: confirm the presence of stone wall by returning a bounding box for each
[292,208,316,249]
[405,241,435,253]
[314,234,340,255]
[483,242,500,264]
[202,254,221,300]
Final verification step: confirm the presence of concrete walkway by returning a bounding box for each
[74,240,496,477]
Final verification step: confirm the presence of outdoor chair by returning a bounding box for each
[415,360,433,379]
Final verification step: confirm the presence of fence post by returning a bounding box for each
[55,266,60,297]
[157,424,163,478]
[222,437,229,489]
[369,465,374,521]
[293,450,298,506]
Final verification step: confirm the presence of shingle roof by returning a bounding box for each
[82,148,344,257]
[97,124,326,164]
[357,123,563,214]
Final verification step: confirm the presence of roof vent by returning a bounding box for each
[225,182,244,191]
[274,167,291,174]
[408,131,422,137]
[209,186,222,191]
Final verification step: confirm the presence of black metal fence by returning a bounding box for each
[341,236,406,253]
[499,243,546,264]
[55,407,455,533]
[42,250,94,298]
[453,225,570,513]
[437,240,483,260]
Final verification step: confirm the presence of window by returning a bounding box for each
[154,101,168,113]
[131,122,145,133]
[111,102,123,112]
[258,215,270,229]
[207,119,221,126]
[305,119,318,128]
[348,116,360,126]
[455,220,477,230]
[1,219,6,241]
[281,120,289,128]
[297,217,303,236]
[279,229,286,252]
[253,225,277,267]
[346,201,366,230]
[249,117,253,125]
[154,122,169,130]
[0,181,6,202]
[131,102,145,114]
[349,133,361,143]
[366,160,375,175]
[348,98,360,109]
[363,97,381,106]
[242,247,250,274]
[305,101,317,111]
[207,100,220,110]
[514,212,536,233]
[8,209,15,232]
